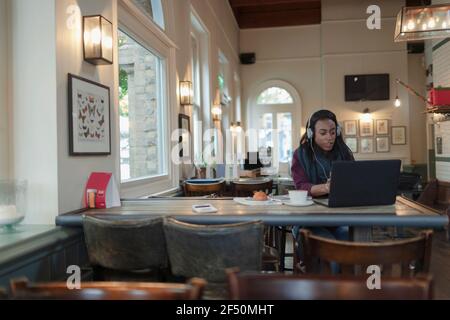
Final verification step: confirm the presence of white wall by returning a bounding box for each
[55,0,117,214]
[0,0,9,179]
[240,25,322,136]
[10,0,59,224]
[241,0,413,164]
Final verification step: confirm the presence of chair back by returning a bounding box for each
[163,218,263,282]
[10,277,206,300]
[417,179,450,212]
[300,229,433,277]
[83,215,168,271]
[227,270,433,300]
[183,180,225,197]
[231,179,273,197]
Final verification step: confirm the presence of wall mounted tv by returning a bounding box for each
[345,74,390,101]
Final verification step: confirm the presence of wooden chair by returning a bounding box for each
[417,179,450,214]
[83,215,169,281]
[163,218,264,299]
[226,269,433,300]
[183,180,226,197]
[9,277,206,300]
[298,229,433,277]
[230,179,273,197]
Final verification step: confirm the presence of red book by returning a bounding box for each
[85,172,121,209]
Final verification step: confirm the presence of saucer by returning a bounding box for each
[283,200,314,207]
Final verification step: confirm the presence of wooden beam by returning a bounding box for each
[236,7,321,28]
[229,0,319,9]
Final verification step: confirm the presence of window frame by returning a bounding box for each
[117,0,178,198]
[247,80,302,165]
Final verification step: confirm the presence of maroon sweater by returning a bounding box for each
[290,148,314,195]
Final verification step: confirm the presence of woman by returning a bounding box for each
[291,109,354,270]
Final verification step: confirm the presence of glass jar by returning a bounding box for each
[0,180,27,230]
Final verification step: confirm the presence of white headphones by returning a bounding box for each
[306,110,341,142]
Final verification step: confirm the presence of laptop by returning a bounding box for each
[313,160,401,208]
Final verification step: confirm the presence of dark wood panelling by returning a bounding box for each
[230,0,321,29]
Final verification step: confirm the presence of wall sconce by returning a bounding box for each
[211,104,222,121]
[179,81,193,105]
[83,15,113,65]
[235,121,242,133]
[394,4,450,42]
[361,108,372,122]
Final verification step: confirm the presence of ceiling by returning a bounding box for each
[229,0,321,29]
[229,0,432,29]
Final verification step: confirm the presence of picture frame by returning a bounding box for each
[376,119,389,135]
[344,137,358,153]
[359,120,374,137]
[178,114,190,158]
[376,136,390,153]
[68,74,111,155]
[343,120,357,136]
[360,137,374,153]
[391,126,407,145]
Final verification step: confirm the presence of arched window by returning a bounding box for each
[132,0,165,30]
[256,87,293,105]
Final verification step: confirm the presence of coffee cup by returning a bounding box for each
[288,190,308,204]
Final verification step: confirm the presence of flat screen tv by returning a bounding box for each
[345,74,390,101]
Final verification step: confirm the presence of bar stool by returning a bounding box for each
[183,180,226,197]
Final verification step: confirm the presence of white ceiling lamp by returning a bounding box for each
[394,4,450,42]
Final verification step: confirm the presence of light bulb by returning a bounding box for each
[91,28,102,45]
[422,23,428,30]
[443,21,447,28]
[104,36,113,49]
[361,110,372,122]
[428,18,436,28]
[212,105,222,116]
[407,20,415,30]
[394,96,401,108]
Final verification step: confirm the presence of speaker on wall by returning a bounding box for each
[240,53,256,65]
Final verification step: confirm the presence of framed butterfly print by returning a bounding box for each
[68,74,111,155]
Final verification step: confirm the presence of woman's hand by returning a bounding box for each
[310,180,330,197]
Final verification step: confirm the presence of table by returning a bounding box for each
[56,196,448,239]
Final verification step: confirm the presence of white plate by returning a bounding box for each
[283,200,314,207]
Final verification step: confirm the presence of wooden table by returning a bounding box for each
[56,196,448,238]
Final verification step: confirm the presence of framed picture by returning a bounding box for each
[178,114,190,158]
[68,74,111,155]
[343,120,357,136]
[376,137,390,152]
[359,120,374,137]
[360,137,374,153]
[376,119,389,135]
[391,126,407,145]
[344,137,358,153]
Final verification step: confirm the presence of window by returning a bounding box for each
[191,11,210,165]
[191,33,201,161]
[132,0,165,30]
[257,87,293,105]
[249,82,300,165]
[118,29,166,182]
